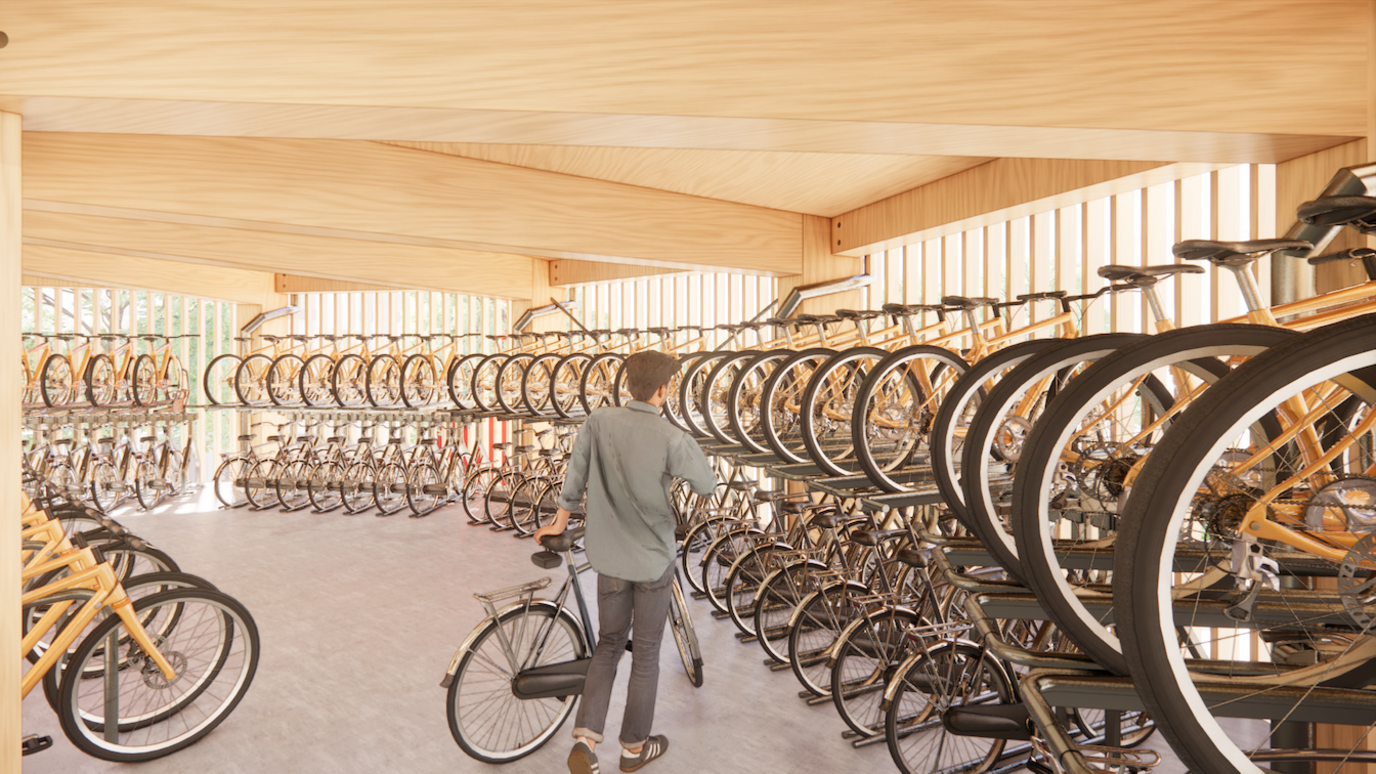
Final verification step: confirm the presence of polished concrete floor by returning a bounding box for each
[22,489,1192,773]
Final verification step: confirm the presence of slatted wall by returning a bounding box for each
[569,271,780,345]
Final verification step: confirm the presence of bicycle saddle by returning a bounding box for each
[1297,195,1376,231]
[849,528,907,547]
[1097,263,1205,283]
[940,295,998,308]
[646,327,671,336]
[538,526,585,554]
[941,704,1034,741]
[1016,290,1068,302]
[1173,238,1312,266]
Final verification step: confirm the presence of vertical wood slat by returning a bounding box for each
[986,224,1007,308]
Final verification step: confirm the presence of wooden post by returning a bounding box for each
[1,110,22,774]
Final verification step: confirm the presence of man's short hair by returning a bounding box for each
[625,351,681,402]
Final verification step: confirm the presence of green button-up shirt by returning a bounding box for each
[557,400,717,582]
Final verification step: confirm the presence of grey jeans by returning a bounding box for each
[572,562,675,749]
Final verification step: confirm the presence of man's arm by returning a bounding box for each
[668,433,717,496]
[555,418,594,512]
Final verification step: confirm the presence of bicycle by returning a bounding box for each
[442,526,702,763]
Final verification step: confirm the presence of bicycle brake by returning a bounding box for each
[1225,538,1280,622]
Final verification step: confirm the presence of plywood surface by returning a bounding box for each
[23,242,277,305]
[0,112,21,774]
[22,134,802,275]
[0,1,1366,137]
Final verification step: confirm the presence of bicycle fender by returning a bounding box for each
[439,599,577,688]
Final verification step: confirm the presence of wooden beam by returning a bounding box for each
[549,260,685,287]
[1,1,1367,138]
[273,275,407,294]
[0,112,20,774]
[776,215,864,315]
[22,133,803,275]
[23,242,278,305]
[832,159,1234,256]
[21,210,537,299]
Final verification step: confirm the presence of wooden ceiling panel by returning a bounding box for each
[1,1,1365,137]
[384,143,991,216]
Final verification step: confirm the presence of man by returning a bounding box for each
[534,350,717,774]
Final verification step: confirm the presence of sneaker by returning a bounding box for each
[568,740,600,774]
[619,735,669,772]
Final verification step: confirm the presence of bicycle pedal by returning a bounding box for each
[22,735,52,756]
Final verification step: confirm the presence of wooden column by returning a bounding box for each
[1,110,21,774]
[776,215,864,316]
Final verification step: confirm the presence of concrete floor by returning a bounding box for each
[23,489,912,774]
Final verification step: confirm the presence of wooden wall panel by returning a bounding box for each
[1,1,1366,137]
[24,243,277,305]
[22,134,803,275]
[832,159,1234,256]
[776,215,864,315]
[273,275,400,294]
[0,112,19,774]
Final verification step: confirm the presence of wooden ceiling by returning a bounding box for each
[2,0,1371,300]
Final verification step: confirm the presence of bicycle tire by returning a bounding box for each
[751,558,826,663]
[202,354,242,406]
[668,573,704,687]
[40,353,75,408]
[298,353,337,407]
[799,346,889,476]
[470,355,508,412]
[330,353,367,408]
[129,354,158,407]
[495,353,534,414]
[852,345,971,492]
[676,352,728,438]
[56,587,260,762]
[1013,324,1291,674]
[960,334,1146,580]
[133,458,165,511]
[266,353,305,406]
[884,641,1012,774]
[232,353,273,407]
[722,543,785,636]
[447,604,588,763]
[372,461,409,516]
[340,459,376,513]
[212,455,252,508]
[242,459,279,510]
[758,348,837,463]
[1115,315,1376,774]
[88,459,125,514]
[550,353,592,419]
[726,349,794,454]
[699,525,756,614]
[406,462,442,517]
[520,353,561,415]
[85,353,117,407]
[698,350,758,444]
[307,460,345,512]
[787,579,868,697]
[160,354,185,405]
[831,606,927,738]
[461,465,500,524]
[274,458,313,510]
[365,354,403,408]
[401,354,439,408]
[580,352,624,416]
[447,353,486,409]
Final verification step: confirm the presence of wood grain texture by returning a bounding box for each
[832,159,1237,255]
[386,143,989,217]
[549,260,684,287]
[273,275,398,294]
[24,243,278,305]
[0,1,1367,136]
[513,259,572,334]
[23,133,802,275]
[2,97,1348,166]
[776,215,864,315]
[0,112,19,774]
[21,210,538,299]
[1274,140,1370,296]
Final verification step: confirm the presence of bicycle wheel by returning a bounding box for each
[40,353,75,407]
[160,355,185,405]
[678,515,721,595]
[212,456,251,509]
[752,559,827,663]
[930,340,1061,520]
[202,354,242,406]
[550,353,592,419]
[726,350,793,453]
[133,459,165,511]
[831,606,927,738]
[401,354,439,408]
[960,334,1146,580]
[274,459,312,510]
[495,353,534,414]
[580,352,624,415]
[447,604,588,763]
[306,460,345,512]
[232,353,273,407]
[520,353,561,415]
[676,352,727,438]
[461,465,500,524]
[372,461,409,515]
[722,543,784,636]
[365,354,402,407]
[884,641,1013,774]
[298,353,337,407]
[699,525,756,614]
[1115,315,1376,774]
[340,460,376,514]
[698,350,758,444]
[759,348,836,463]
[470,355,508,412]
[56,588,259,762]
[852,345,971,492]
[266,353,304,406]
[330,353,367,407]
[798,347,888,476]
[787,579,868,697]
[89,459,126,514]
[1013,324,1290,674]
[242,459,278,510]
[448,353,485,409]
[406,462,442,517]
[667,573,704,687]
[85,353,117,407]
